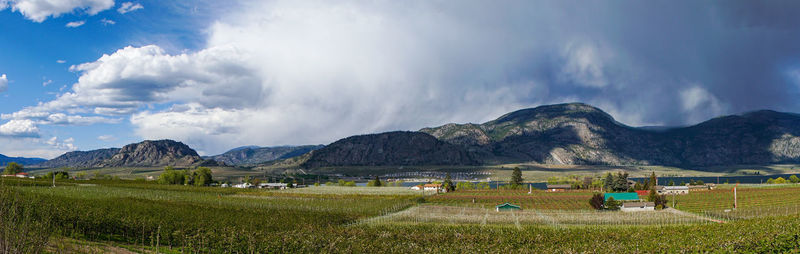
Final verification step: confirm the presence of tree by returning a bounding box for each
[789,175,800,184]
[647,172,657,189]
[373,175,382,187]
[3,162,23,175]
[193,167,214,186]
[605,197,620,210]
[443,173,455,192]
[766,178,775,184]
[774,177,787,184]
[613,171,629,192]
[668,180,675,186]
[510,167,523,188]
[603,173,614,191]
[45,171,69,180]
[589,193,604,210]
[158,166,187,185]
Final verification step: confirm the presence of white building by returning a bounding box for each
[233,183,254,188]
[621,202,656,212]
[656,186,689,195]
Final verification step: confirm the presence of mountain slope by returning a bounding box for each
[301,131,480,168]
[99,140,208,167]
[0,154,46,166]
[421,103,800,167]
[207,145,323,165]
[36,148,121,168]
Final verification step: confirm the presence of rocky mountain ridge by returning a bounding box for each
[206,145,324,165]
[37,140,217,168]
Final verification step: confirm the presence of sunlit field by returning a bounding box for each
[2,177,800,253]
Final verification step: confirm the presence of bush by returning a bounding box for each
[605,197,620,210]
[589,193,604,210]
[158,167,188,185]
[44,171,70,180]
[790,175,800,184]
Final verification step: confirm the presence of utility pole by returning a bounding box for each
[734,183,738,209]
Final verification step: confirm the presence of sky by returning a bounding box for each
[2,0,800,159]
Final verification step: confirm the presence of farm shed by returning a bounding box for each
[656,186,689,195]
[495,203,522,212]
[546,184,572,192]
[621,202,655,212]
[604,192,640,202]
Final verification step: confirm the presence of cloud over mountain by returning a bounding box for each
[5,0,800,155]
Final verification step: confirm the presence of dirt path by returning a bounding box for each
[664,208,726,223]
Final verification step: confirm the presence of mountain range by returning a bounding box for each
[0,154,46,166]
[301,103,800,168]
[36,140,216,168]
[27,103,800,170]
[205,145,323,165]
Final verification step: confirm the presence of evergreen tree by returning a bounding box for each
[373,175,382,187]
[648,172,657,189]
[614,172,629,192]
[443,173,455,192]
[603,173,614,192]
[510,167,523,188]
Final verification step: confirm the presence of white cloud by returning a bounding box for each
[559,42,609,88]
[42,79,52,86]
[65,20,85,27]
[0,74,7,93]
[100,18,114,25]
[0,119,39,137]
[680,85,726,123]
[5,0,114,22]
[56,60,66,64]
[97,134,115,141]
[116,1,141,14]
[42,136,77,151]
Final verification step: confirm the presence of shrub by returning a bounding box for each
[605,197,620,210]
[589,193,604,210]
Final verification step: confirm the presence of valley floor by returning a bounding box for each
[2,178,800,253]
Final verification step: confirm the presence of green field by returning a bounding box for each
[2,177,800,253]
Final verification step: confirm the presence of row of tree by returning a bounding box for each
[157,166,215,186]
[766,175,800,184]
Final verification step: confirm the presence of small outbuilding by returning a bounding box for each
[621,202,656,212]
[495,203,522,212]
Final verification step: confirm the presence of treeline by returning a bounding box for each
[157,166,214,186]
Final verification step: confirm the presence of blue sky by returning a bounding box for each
[1,0,800,159]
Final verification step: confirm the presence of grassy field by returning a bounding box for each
[671,184,800,219]
[427,189,595,210]
[2,177,800,253]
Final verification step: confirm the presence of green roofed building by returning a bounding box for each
[604,193,640,202]
[495,203,522,212]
